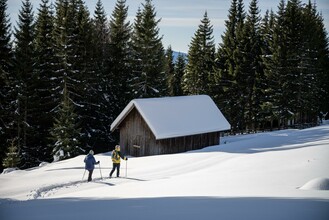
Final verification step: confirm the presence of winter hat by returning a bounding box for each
[115,145,120,151]
[89,150,94,155]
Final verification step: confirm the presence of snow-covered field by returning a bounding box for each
[1,123,329,220]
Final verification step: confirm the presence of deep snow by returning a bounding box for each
[1,123,329,220]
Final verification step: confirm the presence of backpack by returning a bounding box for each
[111,150,117,159]
[111,150,120,161]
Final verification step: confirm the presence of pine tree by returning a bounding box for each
[239,0,263,131]
[2,138,21,168]
[33,0,56,163]
[52,0,92,153]
[301,1,328,123]
[130,0,166,98]
[92,0,109,77]
[183,11,215,95]
[50,80,81,161]
[172,53,186,96]
[73,0,101,149]
[109,0,132,113]
[308,2,329,118]
[0,0,14,171]
[165,45,175,96]
[13,0,36,168]
[283,0,306,124]
[216,0,246,133]
[266,0,289,128]
[89,0,112,150]
[260,9,277,130]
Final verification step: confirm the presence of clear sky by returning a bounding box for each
[7,0,329,53]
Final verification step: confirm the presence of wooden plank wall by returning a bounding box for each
[119,108,221,157]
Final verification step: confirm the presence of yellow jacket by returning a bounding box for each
[111,150,126,163]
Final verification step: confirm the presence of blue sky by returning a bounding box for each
[7,0,329,53]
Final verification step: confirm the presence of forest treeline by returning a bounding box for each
[0,0,328,170]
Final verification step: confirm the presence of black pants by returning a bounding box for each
[87,169,94,182]
[110,163,120,177]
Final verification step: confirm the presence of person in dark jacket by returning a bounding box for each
[109,145,127,178]
[84,150,99,182]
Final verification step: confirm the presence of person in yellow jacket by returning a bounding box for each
[109,145,128,178]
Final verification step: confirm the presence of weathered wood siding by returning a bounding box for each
[119,108,221,157]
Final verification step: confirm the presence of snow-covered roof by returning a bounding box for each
[110,95,231,140]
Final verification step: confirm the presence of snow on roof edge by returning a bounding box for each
[110,100,135,132]
[111,95,231,139]
[154,127,230,140]
[110,100,157,134]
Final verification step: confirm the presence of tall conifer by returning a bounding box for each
[89,0,112,150]
[49,80,81,161]
[13,0,36,168]
[240,0,263,131]
[0,0,14,171]
[165,45,175,96]
[130,0,165,98]
[183,11,215,95]
[173,53,186,96]
[216,0,246,133]
[34,0,56,162]
[109,0,132,113]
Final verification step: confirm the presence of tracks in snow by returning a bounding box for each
[27,177,147,200]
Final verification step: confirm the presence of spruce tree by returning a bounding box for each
[109,0,132,113]
[0,0,14,171]
[130,0,166,98]
[165,45,176,96]
[260,9,277,129]
[268,0,289,128]
[308,2,329,118]
[89,0,112,150]
[33,0,56,162]
[73,0,101,149]
[52,0,92,153]
[301,1,328,122]
[92,0,109,78]
[50,80,81,161]
[183,11,215,95]
[13,0,36,168]
[233,0,247,132]
[2,138,21,168]
[216,0,246,133]
[283,0,305,124]
[240,0,263,131]
[173,53,186,96]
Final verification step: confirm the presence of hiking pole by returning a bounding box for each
[99,162,103,179]
[125,159,128,178]
[82,169,86,181]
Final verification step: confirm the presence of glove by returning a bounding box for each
[97,161,100,164]
[125,157,128,161]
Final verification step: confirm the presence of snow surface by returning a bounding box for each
[111,95,231,139]
[1,123,329,220]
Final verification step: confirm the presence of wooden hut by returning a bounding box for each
[110,95,231,156]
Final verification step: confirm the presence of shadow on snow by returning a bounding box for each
[0,196,328,220]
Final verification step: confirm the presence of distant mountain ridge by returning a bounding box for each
[172,51,187,63]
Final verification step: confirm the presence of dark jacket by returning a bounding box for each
[84,154,97,170]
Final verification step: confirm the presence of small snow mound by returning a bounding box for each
[300,177,329,190]
[39,162,49,167]
[1,167,19,174]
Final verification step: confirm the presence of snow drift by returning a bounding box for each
[300,178,329,190]
[1,123,329,220]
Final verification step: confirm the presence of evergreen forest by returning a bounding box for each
[1,0,328,171]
